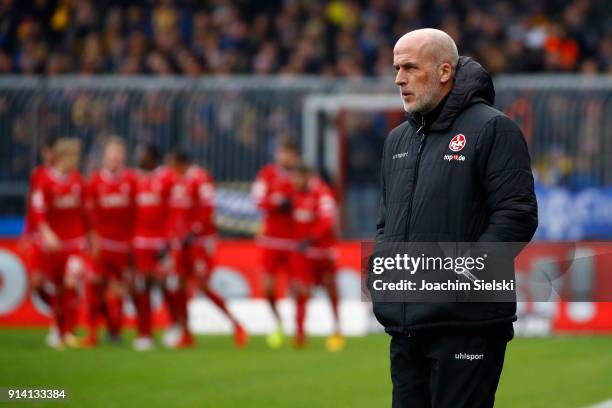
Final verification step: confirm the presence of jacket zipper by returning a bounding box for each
[402,115,427,333]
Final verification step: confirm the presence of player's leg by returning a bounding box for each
[27,243,59,346]
[159,248,181,347]
[131,249,155,351]
[194,248,248,348]
[62,284,79,343]
[44,252,66,350]
[26,243,54,309]
[173,273,193,347]
[103,251,128,343]
[261,248,282,325]
[62,253,87,348]
[318,258,340,331]
[316,257,345,352]
[160,247,179,330]
[161,283,178,327]
[84,249,126,347]
[82,265,105,347]
[50,283,67,350]
[262,248,287,348]
[290,252,313,348]
[105,273,126,342]
[164,246,194,348]
[31,272,53,308]
[293,285,310,348]
[131,273,154,351]
[264,248,294,347]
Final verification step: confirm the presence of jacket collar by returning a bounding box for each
[407,56,495,132]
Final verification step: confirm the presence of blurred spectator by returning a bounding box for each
[344,111,389,237]
[0,0,609,76]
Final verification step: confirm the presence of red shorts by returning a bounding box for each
[39,249,88,285]
[93,249,130,280]
[291,250,336,286]
[308,256,336,285]
[172,244,214,280]
[132,236,166,276]
[21,239,44,275]
[260,247,292,276]
[290,252,314,285]
[133,248,161,275]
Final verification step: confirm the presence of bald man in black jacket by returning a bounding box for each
[373,28,538,408]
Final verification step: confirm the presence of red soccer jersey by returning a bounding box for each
[87,168,136,244]
[32,168,88,244]
[291,177,337,248]
[252,164,294,240]
[133,167,175,245]
[168,165,216,240]
[23,165,51,236]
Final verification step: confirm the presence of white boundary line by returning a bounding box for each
[585,399,612,408]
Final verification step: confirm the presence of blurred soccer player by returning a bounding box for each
[251,138,299,348]
[83,137,135,347]
[31,138,89,350]
[20,137,56,332]
[132,144,174,351]
[165,151,248,348]
[289,165,340,348]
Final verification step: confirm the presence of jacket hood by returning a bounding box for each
[410,56,495,131]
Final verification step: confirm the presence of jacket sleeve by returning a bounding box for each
[476,115,538,243]
[375,143,387,244]
[22,170,40,235]
[251,168,280,212]
[31,184,49,227]
[192,174,215,234]
[162,173,175,242]
[310,188,336,243]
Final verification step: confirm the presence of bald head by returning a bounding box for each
[393,29,458,114]
[395,29,459,72]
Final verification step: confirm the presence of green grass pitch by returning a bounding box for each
[0,329,611,407]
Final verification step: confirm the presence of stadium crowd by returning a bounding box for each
[1,0,610,239]
[0,0,610,76]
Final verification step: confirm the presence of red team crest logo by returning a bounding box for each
[449,134,466,152]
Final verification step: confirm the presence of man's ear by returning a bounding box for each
[439,63,453,84]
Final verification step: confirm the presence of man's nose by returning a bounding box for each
[395,71,406,86]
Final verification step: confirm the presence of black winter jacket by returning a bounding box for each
[372,56,538,334]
